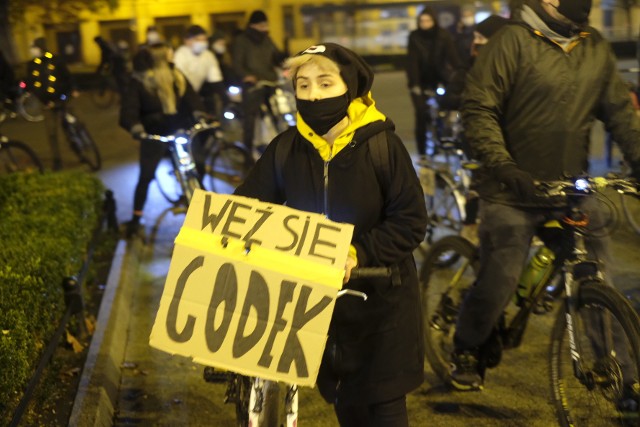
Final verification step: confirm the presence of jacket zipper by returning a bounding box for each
[323,148,334,216]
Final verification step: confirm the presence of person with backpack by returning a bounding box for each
[234,43,428,426]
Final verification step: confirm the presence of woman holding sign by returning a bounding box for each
[235,43,428,426]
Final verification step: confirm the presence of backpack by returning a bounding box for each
[274,127,391,197]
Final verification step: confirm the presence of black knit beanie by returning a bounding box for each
[185,25,207,39]
[248,10,268,25]
[475,15,509,38]
[296,43,374,100]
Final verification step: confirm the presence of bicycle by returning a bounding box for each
[247,79,296,150]
[206,267,392,427]
[201,126,254,195]
[1,82,45,123]
[421,176,640,426]
[142,121,218,207]
[0,102,44,175]
[618,162,640,235]
[57,98,102,171]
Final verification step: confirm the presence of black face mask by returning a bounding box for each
[553,0,591,24]
[296,93,349,136]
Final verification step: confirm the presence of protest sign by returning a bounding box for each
[150,189,354,386]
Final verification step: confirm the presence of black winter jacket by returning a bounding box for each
[232,28,285,83]
[235,119,427,405]
[406,27,461,90]
[119,67,204,136]
[462,12,640,207]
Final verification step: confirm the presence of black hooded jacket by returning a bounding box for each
[462,4,640,207]
[406,13,462,90]
[235,117,427,404]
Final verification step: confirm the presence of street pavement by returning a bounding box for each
[5,65,640,426]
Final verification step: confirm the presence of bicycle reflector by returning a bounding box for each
[574,178,589,192]
[19,81,27,89]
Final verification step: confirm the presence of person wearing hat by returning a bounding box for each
[406,6,462,159]
[232,10,287,155]
[235,42,427,426]
[119,43,206,237]
[450,0,640,407]
[25,36,77,170]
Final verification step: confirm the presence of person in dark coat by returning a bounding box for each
[25,37,77,170]
[232,10,287,154]
[450,0,640,405]
[235,42,428,426]
[0,49,15,103]
[406,6,462,158]
[119,43,206,237]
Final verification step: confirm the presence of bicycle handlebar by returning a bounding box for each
[337,267,395,301]
[534,176,639,198]
[139,120,221,143]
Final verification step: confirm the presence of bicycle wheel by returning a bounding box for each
[64,119,102,171]
[246,379,280,427]
[205,142,253,194]
[0,139,44,174]
[424,170,465,243]
[16,92,44,122]
[155,156,182,205]
[421,235,479,382]
[550,280,640,427]
[90,76,117,109]
[621,193,640,235]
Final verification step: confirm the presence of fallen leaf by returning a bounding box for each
[84,315,96,335]
[66,331,84,353]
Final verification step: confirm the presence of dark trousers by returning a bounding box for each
[454,198,613,350]
[335,395,409,427]
[133,139,166,212]
[241,85,270,151]
[410,91,432,156]
[43,106,64,170]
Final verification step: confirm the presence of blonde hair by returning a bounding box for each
[141,44,187,115]
[285,54,341,85]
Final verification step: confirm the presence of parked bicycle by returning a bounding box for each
[206,267,391,427]
[0,102,43,175]
[421,176,640,426]
[1,81,45,122]
[201,126,254,195]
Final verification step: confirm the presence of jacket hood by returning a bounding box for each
[521,4,587,52]
[296,92,389,161]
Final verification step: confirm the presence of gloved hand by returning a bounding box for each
[493,164,536,201]
[130,124,146,140]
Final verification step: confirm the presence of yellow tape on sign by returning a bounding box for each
[150,190,354,386]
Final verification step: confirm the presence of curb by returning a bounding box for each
[69,238,142,427]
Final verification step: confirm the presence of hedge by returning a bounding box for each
[0,171,104,421]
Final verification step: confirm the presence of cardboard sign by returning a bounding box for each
[150,190,354,386]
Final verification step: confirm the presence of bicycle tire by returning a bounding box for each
[424,170,465,243]
[421,235,479,382]
[205,142,253,194]
[549,280,640,427]
[620,193,640,235]
[16,92,44,122]
[65,120,102,171]
[236,378,280,427]
[90,80,117,109]
[0,139,44,174]
[155,156,182,205]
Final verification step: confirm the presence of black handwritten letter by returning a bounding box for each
[308,223,340,264]
[166,256,203,342]
[275,215,300,251]
[277,286,332,377]
[294,216,311,256]
[202,195,232,232]
[205,263,238,352]
[221,201,252,239]
[242,206,273,246]
[258,280,295,368]
[232,270,270,358]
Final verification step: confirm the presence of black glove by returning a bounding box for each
[493,164,536,201]
[130,124,146,140]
